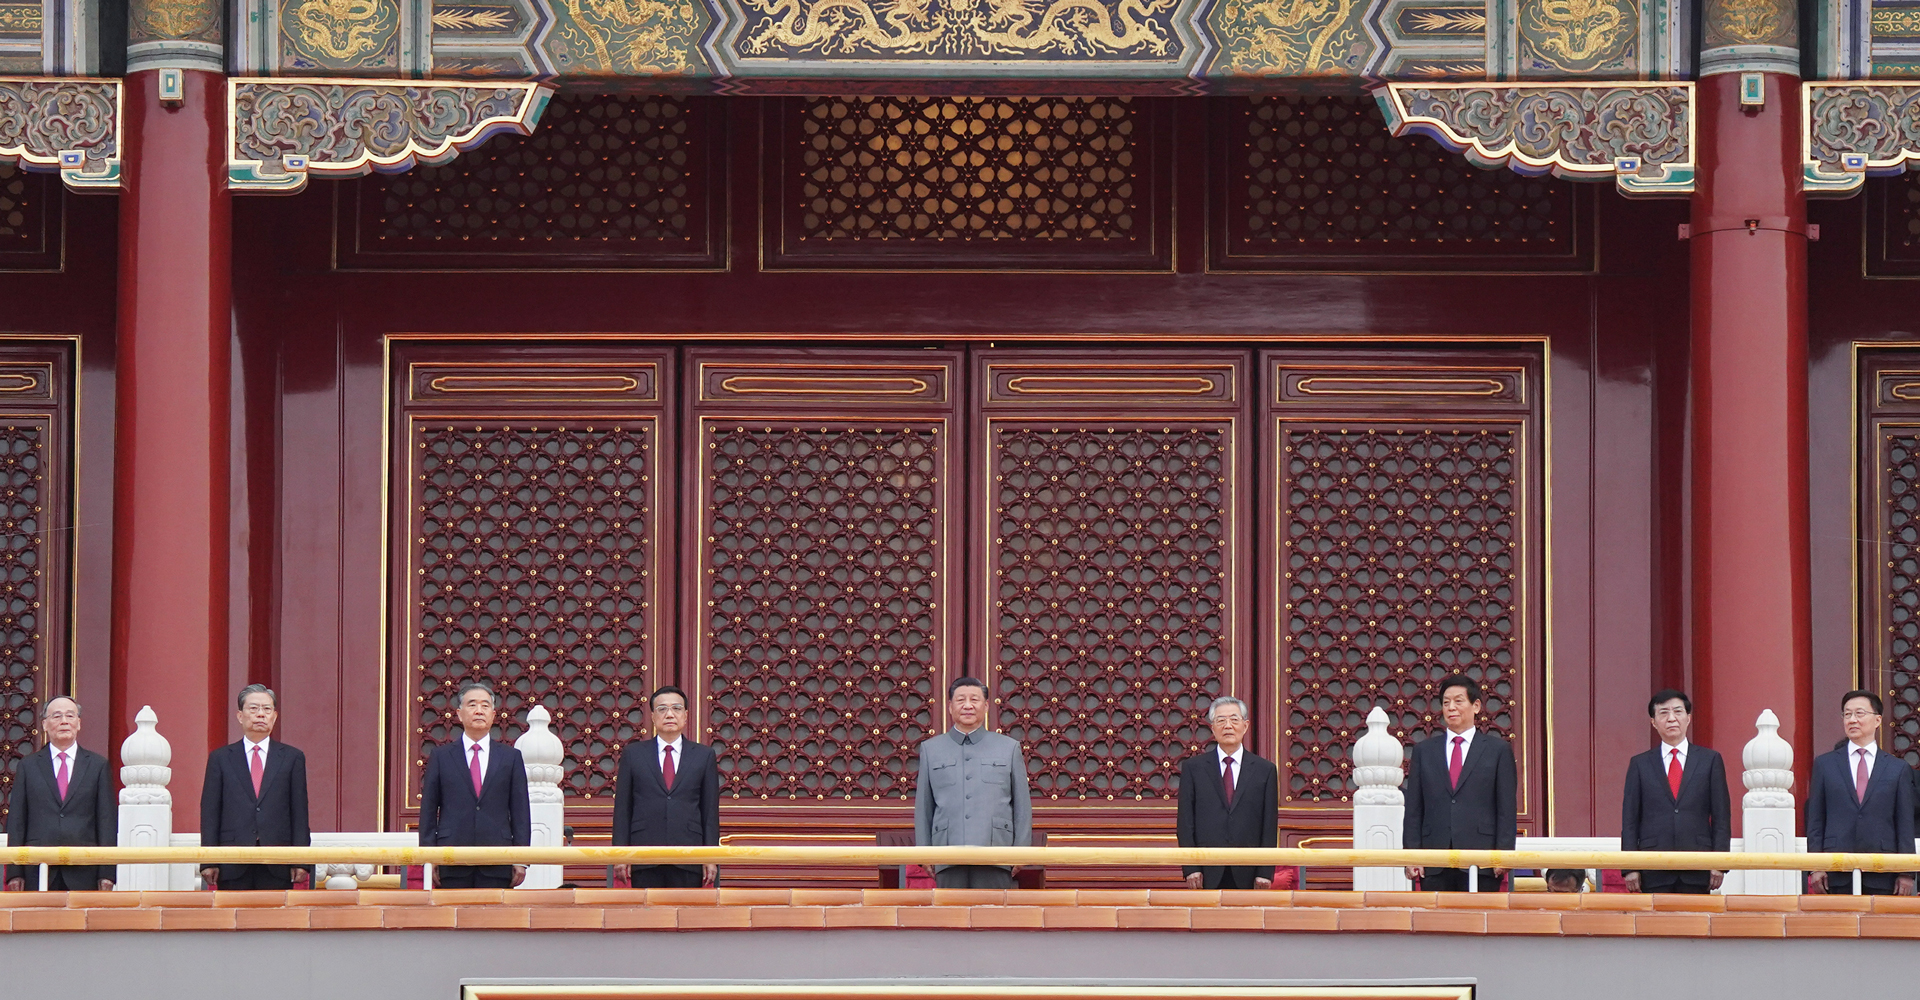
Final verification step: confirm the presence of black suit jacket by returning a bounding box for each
[611,738,721,876]
[417,738,531,877]
[1807,745,1916,893]
[1403,728,1517,853]
[1175,747,1278,886]
[1620,743,1731,889]
[5,743,116,887]
[199,740,311,882]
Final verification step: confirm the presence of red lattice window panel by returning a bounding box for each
[688,352,961,808]
[1860,356,1920,766]
[1212,96,1590,271]
[976,355,1250,811]
[0,163,60,269]
[341,95,722,269]
[770,96,1172,270]
[1866,174,1920,276]
[0,348,74,829]
[1264,353,1543,831]
[388,350,671,825]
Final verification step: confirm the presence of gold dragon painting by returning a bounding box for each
[1208,0,1367,75]
[552,0,707,73]
[282,0,398,64]
[1519,0,1634,73]
[738,0,1181,59]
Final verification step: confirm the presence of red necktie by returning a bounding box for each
[470,743,484,798]
[250,746,265,797]
[1667,748,1683,799]
[662,744,676,791]
[1222,756,1235,807]
[1448,736,1464,790]
[54,750,68,801]
[1856,748,1870,804]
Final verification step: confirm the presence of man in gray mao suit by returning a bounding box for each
[913,676,1033,889]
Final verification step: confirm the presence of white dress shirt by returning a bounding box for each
[1444,726,1476,754]
[1216,745,1244,783]
[462,733,490,778]
[658,736,684,773]
[1660,739,1688,771]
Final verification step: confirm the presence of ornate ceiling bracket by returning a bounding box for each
[227,79,554,194]
[0,78,121,190]
[1373,82,1697,198]
[1803,83,1920,197]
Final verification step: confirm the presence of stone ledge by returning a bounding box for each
[0,890,1912,936]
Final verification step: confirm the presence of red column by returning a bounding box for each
[1688,71,1813,806]
[110,69,232,830]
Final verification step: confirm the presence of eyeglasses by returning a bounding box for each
[652,704,687,715]
[1653,708,1688,719]
[1842,710,1880,721]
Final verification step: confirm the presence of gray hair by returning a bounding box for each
[457,679,497,706]
[1207,697,1249,722]
[237,683,278,710]
[44,695,80,717]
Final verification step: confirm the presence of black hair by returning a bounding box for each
[1437,674,1481,704]
[1647,689,1691,716]
[1842,689,1884,715]
[650,685,688,709]
[948,676,989,699]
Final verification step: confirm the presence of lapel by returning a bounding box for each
[257,742,291,802]
[70,748,95,806]
[1673,746,1702,804]
[39,745,67,807]
[646,738,671,796]
[1866,750,1900,809]
[482,739,510,796]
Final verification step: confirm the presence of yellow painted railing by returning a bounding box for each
[2,845,1914,872]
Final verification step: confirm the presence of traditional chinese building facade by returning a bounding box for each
[0,0,1915,870]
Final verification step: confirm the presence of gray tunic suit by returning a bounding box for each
[913,728,1033,888]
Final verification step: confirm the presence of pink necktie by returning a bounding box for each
[470,744,484,798]
[250,746,264,797]
[1856,749,1870,804]
[1222,756,1235,807]
[1667,749,1683,799]
[1448,736,1465,790]
[662,745,676,791]
[54,751,68,801]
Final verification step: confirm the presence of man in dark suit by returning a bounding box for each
[1620,688,1731,894]
[1176,696,1285,889]
[610,685,720,889]
[1403,674,1517,892]
[1807,690,1916,895]
[199,684,312,891]
[5,696,115,891]
[417,680,531,889]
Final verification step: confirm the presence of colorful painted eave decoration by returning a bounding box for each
[0,77,121,190]
[1803,83,1920,197]
[1372,81,1695,197]
[227,78,555,193]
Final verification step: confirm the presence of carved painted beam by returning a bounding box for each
[1803,83,1920,197]
[0,78,121,190]
[1374,82,1696,198]
[227,79,555,194]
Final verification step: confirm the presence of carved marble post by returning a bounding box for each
[515,705,566,890]
[1351,705,1411,891]
[1741,709,1799,895]
[116,706,172,891]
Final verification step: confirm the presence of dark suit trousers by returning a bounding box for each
[41,867,103,891]
[1822,876,1903,896]
[217,866,294,891]
[1420,868,1502,893]
[935,866,1014,889]
[1209,867,1263,890]
[437,866,513,889]
[630,865,703,889]
[1639,872,1711,894]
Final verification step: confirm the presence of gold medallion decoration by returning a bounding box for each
[1208,0,1370,75]
[1703,0,1792,46]
[281,0,400,68]
[129,0,221,41]
[1518,0,1635,74]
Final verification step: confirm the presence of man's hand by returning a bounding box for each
[199,866,220,889]
[511,865,527,888]
[611,864,629,885]
[1709,870,1725,892]
[1404,866,1424,882]
[1807,871,1828,894]
[702,864,718,887]
[292,868,311,890]
[1009,865,1024,876]
[1900,874,1916,897]
[3,877,21,892]
[431,866,442,888]
[1493,868,1509,881]
[97,880,113,891]
[1254,876,1273,889]
[1622,872,1641,894]
[1184,872,1203,889]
